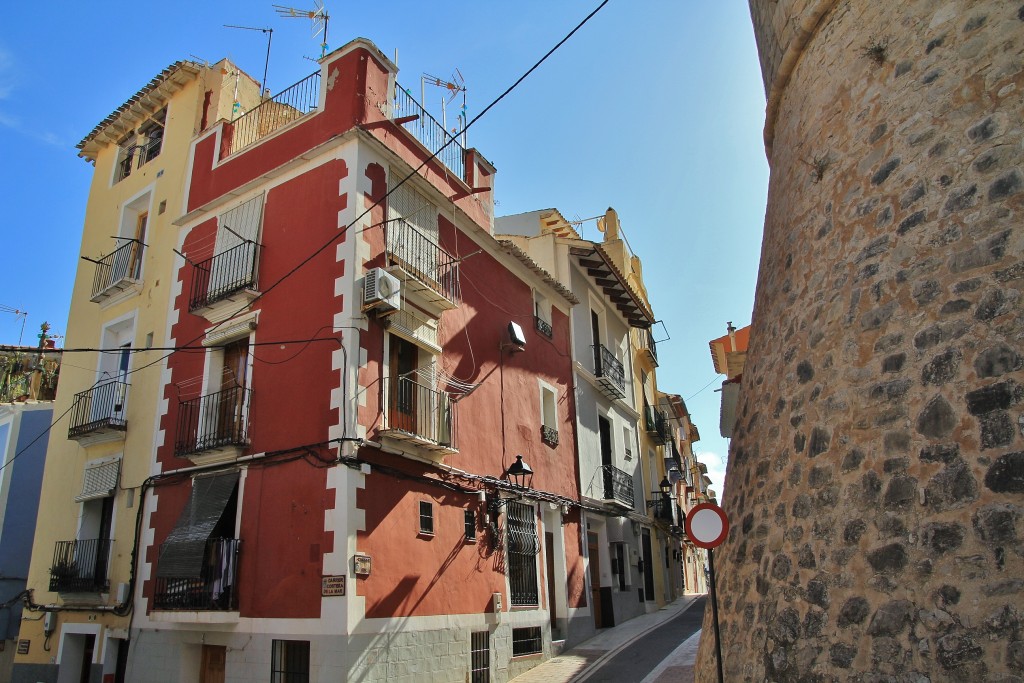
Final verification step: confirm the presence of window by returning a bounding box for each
[507,501,539,606]
[419,501,434,535]
[384,334,454,449]
[534,291,552,338]
[176,332,252,457]
[51,459,120,592]
[271,639,310,683]
[115,108,166,182]
[540,384,558,447]
[470,631,490,682]
[464,509,477,541]
[191,194,263,311]
[511,627,542,657]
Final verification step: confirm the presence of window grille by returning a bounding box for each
[419,501,434,535]
[511,627,542,657]
[506,501,539,605]
[470,630,490,683]
[465,509,476,540]
[271,639,310,683]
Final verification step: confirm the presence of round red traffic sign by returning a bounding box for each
[685,503,730,549]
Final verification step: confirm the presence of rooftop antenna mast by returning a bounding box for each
[422,69,467,147]
[224,24,274,96]
[0,305,28,345]
[274,1,330,58]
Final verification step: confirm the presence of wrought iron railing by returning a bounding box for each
[642,329,659,366]
[188,242,259,311]
[115,137,162,182]
[593,344,625,397]
[153,538,241,610]
[383,377,457,449]
[175,386,251,457]
[603,465,634,508]
[91,240,144,299]
[229,72,321,154]
[541,425,559,447]
[644,406,671,444]
[385,220,460,304]
[68,381,128,438]
[535,315,553,339]
[392,84,466,181]
[506,501,539,606]
[49,538,112,593]
[648,498,675,523]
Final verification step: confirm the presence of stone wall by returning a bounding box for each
[697,1,1024,680]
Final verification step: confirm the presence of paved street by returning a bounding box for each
[511,595,706,683]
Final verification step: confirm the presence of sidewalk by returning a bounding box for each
[510,594,704,683]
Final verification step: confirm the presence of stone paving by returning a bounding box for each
[510,595,703,683]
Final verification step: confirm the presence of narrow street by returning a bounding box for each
[581,596,706,683]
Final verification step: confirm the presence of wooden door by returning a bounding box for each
[219,338,249,441]
[389,336,418,432]
[128,212,147,279]
[200,645,226,683]
[587,532,602,628]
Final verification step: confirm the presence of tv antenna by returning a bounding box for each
[224,25,274,96]
[1,305,28,345]
[274,1,330,58]
[422,69,467,146]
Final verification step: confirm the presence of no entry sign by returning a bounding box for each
[685,503,730,549]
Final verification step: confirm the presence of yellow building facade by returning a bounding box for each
[13,60,258,683]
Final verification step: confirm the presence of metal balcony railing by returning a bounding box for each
[385,220,460,305]
[229,71,321,154]
[644,406,671,445]
[648,498,675,523]
[541,424,559,447]
[188,242,259,311]
[641,329,659,367]
[593,344,625,399]
[116,137,162,182]
[175,386,251,457]
[49,538,112,593]
[153,538,241,611]
[382,377,457,451]
[602,465,634,508]
[90,240,144,300]
[535,315,553,339]
[392,84,466,181]
[68,381,128,439]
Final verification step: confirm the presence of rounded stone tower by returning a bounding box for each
[695,2,1024,679]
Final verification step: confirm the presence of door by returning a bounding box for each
[389,336,418,433]
[218,338,249,442]
[545,532,557,629]
[128,212,147,280]
[641,529,655,601]
[587,532,602,628]
[599,416,613,499]
[200,645,226,683]
[591,310,602,373]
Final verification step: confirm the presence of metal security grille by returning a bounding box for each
[270,639,310,683]
[470,631,490,683]
[465,509,476,540]
[507,501,539,606]
[511,627,542,657]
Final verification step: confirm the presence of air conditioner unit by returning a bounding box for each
[363,268,401,312]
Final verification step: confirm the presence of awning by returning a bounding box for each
[156,471,239,578]
[75,458,121,502]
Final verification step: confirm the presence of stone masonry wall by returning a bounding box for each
[696,1,1024,680]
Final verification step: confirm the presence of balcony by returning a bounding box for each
[188,242,260,317]
[229,71,321,155]
[602,465,634,510]
[593,344,625,400]
[49,539,111,593]
[116,137,162,182]
[644,406,671,445]
[385,220,460,309]
[541,425,559,447]
[648,498,675,523]
[175,386,251,459]
[153,538,240,611]
[89,240,144,303]
[535,315,553,339]
[640,329,659,367]
[381,377,457,455]
[391,83,466,181]
[68,381,128,442]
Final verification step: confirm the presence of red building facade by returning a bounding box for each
[129,39,588,682]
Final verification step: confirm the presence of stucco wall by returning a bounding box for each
[697,2,1024,679]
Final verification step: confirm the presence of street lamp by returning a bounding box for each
[506,455,533,490]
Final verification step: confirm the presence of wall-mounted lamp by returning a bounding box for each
[506,454,533,490]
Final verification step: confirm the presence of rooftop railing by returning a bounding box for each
[392,84,466,181]
[229,71,321,155]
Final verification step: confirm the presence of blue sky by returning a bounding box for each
[0,1,768,496]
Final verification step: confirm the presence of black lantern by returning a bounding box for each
[659,477,672,498]
[506,455,533,490]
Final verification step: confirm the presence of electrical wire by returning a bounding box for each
[685,374,725,401]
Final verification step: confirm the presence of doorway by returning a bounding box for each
[587,532,601,628]
[200,645,226,683]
